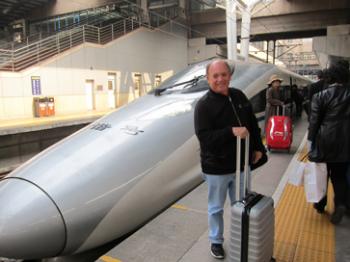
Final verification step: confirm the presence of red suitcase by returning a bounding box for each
[266,105,292,151]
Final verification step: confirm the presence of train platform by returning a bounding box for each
[0,110,115,136]
[94,114,350,262]
[0,110,115,175]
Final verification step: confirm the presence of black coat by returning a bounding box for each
[308,79,325,101]
[308,84,350,162]
[194,88,265,174]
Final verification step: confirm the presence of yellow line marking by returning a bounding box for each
[99,255,122,262]
[171,204,207,214]
[171,204,189,210]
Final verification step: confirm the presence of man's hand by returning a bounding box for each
[232,127,249,138]
[252,151,263,164]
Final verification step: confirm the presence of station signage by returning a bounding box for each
[31,76,41,95]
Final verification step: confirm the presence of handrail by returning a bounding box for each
[0,7,180,72]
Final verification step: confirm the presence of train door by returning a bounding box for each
[134,73,142,98]
[108,73,117,108]
[85,80,95,110]
[155,75,162,88]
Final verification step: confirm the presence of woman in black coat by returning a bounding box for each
[308,64,350,224]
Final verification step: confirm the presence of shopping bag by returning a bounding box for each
[289,161,306,186]
[303,162,327,203]
[289,153,308,186]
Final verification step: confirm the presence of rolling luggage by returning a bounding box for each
[229,136,275,262]
[266,105,292,152]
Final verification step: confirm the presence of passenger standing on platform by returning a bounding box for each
[308,63,350,224]
[194,59,266,259]
[265,75,284,130]
[308,70,329,213]
[291,84,303,117]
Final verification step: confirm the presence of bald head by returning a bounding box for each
[206,59,233,96]
[206,60,233,76]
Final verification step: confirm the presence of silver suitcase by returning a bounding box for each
[229,136,275,262]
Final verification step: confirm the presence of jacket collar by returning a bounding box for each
[208,88,231,99]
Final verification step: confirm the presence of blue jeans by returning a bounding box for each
[203,171,247,244]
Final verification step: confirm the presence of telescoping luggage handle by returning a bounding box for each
[276,104,286,116]
[236,134,250,200]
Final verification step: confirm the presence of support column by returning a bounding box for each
[140,0,149,24]
[266,40,269,63]
[226,0,237,60]
[273,40,276,64]
[179,0,187,19]
[240,7,251,61]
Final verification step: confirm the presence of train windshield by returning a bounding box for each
[151,61,272,94]
[151,61,209,95]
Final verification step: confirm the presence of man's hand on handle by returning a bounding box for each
[232,127,249,138]
[232,127,263,164]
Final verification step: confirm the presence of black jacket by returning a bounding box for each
[308,84,350,162]
[194,88,265,174]
[308,79,325,101]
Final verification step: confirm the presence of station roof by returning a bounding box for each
[0,0,52,28]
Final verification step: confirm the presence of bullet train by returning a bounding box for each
[0,60,311,260]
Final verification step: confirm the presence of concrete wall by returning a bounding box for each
[0,26,188,120]
[188,37,225,64]
[313,24,350,68]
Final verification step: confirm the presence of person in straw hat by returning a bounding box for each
[265,74,284,130]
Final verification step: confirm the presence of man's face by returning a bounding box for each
[207,61,231,96]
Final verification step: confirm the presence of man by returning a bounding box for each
[194,59,266,259]
[291,84,303,117]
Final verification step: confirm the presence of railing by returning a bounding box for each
[0,17,147,72]
[0,0,183,73]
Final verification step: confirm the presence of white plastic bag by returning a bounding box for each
[303,162,328,203]
[289,161,306,186]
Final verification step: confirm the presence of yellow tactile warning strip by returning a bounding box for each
[274,146,335,262]
[99,255,122,262]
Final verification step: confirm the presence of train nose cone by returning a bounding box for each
[0,178,66,259]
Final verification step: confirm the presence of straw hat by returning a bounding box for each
[267,74,283,85]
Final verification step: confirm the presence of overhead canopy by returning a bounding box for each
[0,0,53,28]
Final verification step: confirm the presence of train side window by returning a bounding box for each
[250,88,267,114]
